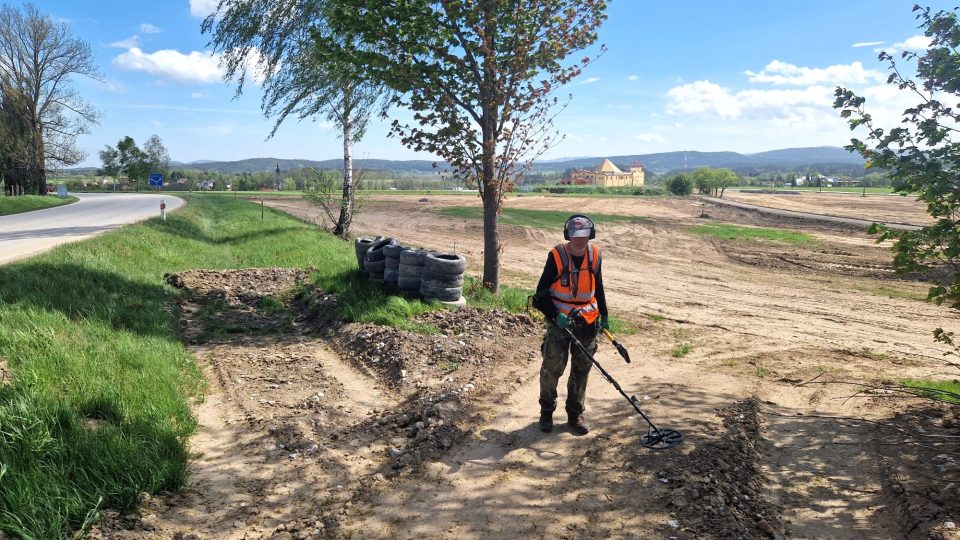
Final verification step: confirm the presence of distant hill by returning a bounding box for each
[63,146,866,177]
[169,157,444,175]
[530,146,865,175]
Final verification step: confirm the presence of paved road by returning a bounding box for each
[701,196,922,230]
[0,193,185,265]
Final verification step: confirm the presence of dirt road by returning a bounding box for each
[94,192,959,539]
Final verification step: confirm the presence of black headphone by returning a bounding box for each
[563,214,596,240]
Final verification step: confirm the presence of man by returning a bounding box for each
[532,214,608,435]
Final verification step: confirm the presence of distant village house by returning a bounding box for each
[563,159,645,187]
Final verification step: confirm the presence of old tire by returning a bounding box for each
[365,258,385,273]
[384,257,400,270]
[383,243,405,258]
[398,264,424,278]
[421,284,462,302]
[397,275,421,291]
[355,236,378,270]
[421,270,463,288]
[425,252,466,274]
[366,237,397,262]
[399,248,428,266]
[384,268,399,284]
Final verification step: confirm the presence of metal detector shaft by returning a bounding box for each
[563,325,683,449]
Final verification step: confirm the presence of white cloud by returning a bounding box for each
[666,79,841,127]
[190,0,218,18]
[878,35,932,53]
[633,132,664,143]
[580,77,600,85]
[627,75,638,81]
[744,60,885,86]
[852,41,884,48]
[191,92,205,99]
[140,23,161,34]
[112,47,223,83]
[666,80,741,118]
[109,36,140,49]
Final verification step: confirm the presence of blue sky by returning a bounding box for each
[23,1,957,167]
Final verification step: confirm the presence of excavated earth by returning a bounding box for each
[90,192,960,539]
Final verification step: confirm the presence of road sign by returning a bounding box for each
[57,185,67,198]
[149,173,163,187]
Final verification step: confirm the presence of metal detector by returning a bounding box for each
[563,319,683,450]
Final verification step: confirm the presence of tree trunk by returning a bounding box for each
[479,2,500,293]
[480,121,500,293]
[335,114,353,238]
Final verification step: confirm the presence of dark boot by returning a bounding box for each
[538,411,553,433]
[568,415,589,435]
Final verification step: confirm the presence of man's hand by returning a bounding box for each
[556,313,570,329]
[601,315,610,330]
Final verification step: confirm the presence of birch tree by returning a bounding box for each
[202,0,386,237]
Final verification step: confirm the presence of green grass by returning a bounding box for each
[0,195,443,538]
[859,347,890,361]
[0,194,77,216]
[688,223,817,246]
[671,343,692,358]
[436,206,647,230]
[901,379,960,404]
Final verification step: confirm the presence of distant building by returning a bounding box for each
[566,159,645,187]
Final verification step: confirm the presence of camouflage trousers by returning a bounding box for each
[538,322,597,418]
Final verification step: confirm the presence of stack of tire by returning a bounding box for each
[354,236,381,274]
[382,243,405,287]
[364,237,397,282]
[421,252,467,306]
[397,248,427,297]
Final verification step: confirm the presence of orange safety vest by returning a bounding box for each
[548,243,601,324]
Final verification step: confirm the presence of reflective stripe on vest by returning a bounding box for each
[549,243,601,324]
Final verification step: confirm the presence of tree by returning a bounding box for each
[143,134,170,174]
[0,3,100,195]
[325,0,608,292]
[712,168,740,197]
[202,0,387,238]
[0,84,36,195]
[691,167,716,195]
[99,136,157,188]
[666,174,693,196]
[834,5,960,355]
[690,167,739,197]
[97,145,120,180]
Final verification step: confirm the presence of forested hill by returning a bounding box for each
[167,157,443,175]
[531,146,865,175]
[66,146,866,176]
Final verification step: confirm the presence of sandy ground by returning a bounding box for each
[92,192,960,539]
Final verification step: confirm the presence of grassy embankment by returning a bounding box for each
[437,206,647,229]
[687,223,817,246]
[0,195,530,538]
[0,194,77,216]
